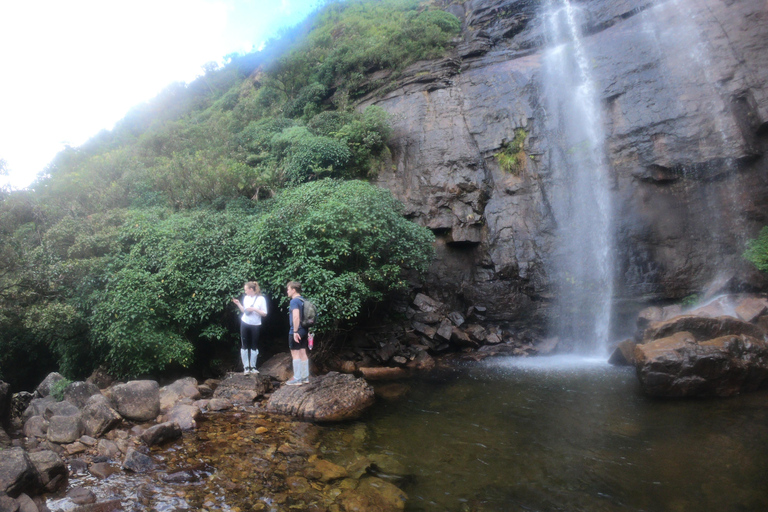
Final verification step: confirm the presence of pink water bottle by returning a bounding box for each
[308,332,314,350]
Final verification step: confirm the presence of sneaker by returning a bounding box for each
[251,368,259,374]
[243,368,250,375]
[300,377,309,384]
[285,378,304,386]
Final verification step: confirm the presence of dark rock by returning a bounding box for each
[266,372,375,422]
[23,417,48,439]
[406,351,435,371]
[43,401,79,421]
[0,382,11,432]
[0,448,37,497]
[259,353,294,381]
[27,451,66,493]
[86,368,115,390]
[46,415,83,445]
[36,374,65,399]
[435,319,453,341]
[634,333,768,397]
[140,422,182,446]
[447,311,465,327]
[464,324,487,342]
[411,321,437,339]
[62,382,101,409]
[641,315,766,344]
[212,374,269,404]
[411,311,443,324]
[21,399,54,423]
[88,462,119,480]
[68,459,88,475]
[608,339,636,366]
[13,494,35,512]
[81,395,121,438]
[412,293,444,313]
[11,393,34,422]
[96,440,120,460]
[450,327,477,348]
[69,498,123,511]
[109,381,160,422]
[122,449,155,473]
[376,343,398,363]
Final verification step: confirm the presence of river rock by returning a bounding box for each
[0,448,37,497]
[735,297,768,323]
[67,487,97,505]
[641,315,766,344]
[337,476,408,512]
[47,415,83,444]
[212,374,269,404]
[307,458,348,483]
[162,404,201,431]
[634,332,768,397]
[206,398,233,412]
[608,339,636,366]
[36,373,66,399]
[27,451,66,493]
[23,417,48,439]
[109,381,160,422]
[43,401,80,420]
[140,422,182,446]
[266,372,375,422]
[0,495,18,512]
[122,449,155,473]
[259,353,294,381]
[22,398,54,423]
[159,378,200,412]
[96,439,121,459]
[81,395,121,438]
[62,382,101,409]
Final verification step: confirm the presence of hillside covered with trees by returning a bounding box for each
[0,0,462,389]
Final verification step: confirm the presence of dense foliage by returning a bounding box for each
[744,226,768,273]
[0,0,454,388]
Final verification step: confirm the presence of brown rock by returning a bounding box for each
[641,315,766,343]
[412,293,444,313]
[608,339,636,366]
[266,372,375,422]
[450,327,477,347]
[259,353,294,381]
[412,322,436,339]
[735,297,768,323]
[338,476,407,512]
[212,374,269,404]
[358,367,408,381]
[308,459,348,482]
[411,311,442,324]
[406,351,435,371]
[28,450,66,493]
[140,422,182,446]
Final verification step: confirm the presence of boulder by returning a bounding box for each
[206,399,233,412]
[266,372,375,422]
[608,339,636,366]
[259,353,294,382]
[97,439,121,459]
[43,401,80,420]
[62,382,101,409]
[140,422,182,446]
[412,293,444,313]
[159,378,200,412]
[122,449,155,473]
[36,373,65,399]
[109,381,160,422]
[435,319,453,341]
[212,374,269,404]
[411,322,436,339]
[447,311,465,327]
[162,404,201,431]
[47,415,83,444]
[22,417,48,439]
[81,395,121,438]
[0,448,37,497]
[735,297,768,323]
[86,368,115,390]
[405,351,435,371]
[641,315,765,344]
[0,495,18,512]
[22,398,54,423]
[634,333,768,397]
[27,451,67,493]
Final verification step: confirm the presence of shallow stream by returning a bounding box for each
[320,356,768,511]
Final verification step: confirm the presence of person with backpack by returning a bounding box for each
[231,281,267,374]
[285,280,310,385]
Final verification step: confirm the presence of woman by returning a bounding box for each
[232,281,267,374]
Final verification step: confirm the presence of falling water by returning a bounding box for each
[541,0,614,355]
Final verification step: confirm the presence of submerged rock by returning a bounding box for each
[266,372,375,422]
[634,333,768,397]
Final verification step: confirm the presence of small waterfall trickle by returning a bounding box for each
[541,0,614,355]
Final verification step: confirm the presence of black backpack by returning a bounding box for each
[299,297,317,328]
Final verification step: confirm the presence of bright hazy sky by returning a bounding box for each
[0,0,320,189]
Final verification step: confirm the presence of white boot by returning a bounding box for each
[300,360,310,383]
[286,360,303,385]
[240,349,250,374]
[249,350,259,374]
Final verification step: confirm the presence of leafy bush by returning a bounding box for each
[50,378,72,401]
[246,179,434,331]
[744,226,768,272]
[285,135,352,184]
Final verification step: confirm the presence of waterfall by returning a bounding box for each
[541,0,614,355]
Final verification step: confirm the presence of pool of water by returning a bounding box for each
[317,356,768,512]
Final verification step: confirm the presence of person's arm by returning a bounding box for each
[292,306,302,341]
[232,297,245,313]
[254,296,268,317]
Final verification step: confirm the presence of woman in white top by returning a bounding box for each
[231,281,267,374]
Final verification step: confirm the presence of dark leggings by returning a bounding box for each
[240,324,261,351]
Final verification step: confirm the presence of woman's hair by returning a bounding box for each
[287,281,301,294]
[244,281,260,294]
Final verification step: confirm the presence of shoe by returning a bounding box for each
[301,377,309,384]
[285,378,304,386]
[244,367,253,375]
[251,368,259,374]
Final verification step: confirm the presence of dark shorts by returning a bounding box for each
[289,331,308,351]
[241,324,261,351]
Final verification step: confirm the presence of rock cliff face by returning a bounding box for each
[365,0,768,338]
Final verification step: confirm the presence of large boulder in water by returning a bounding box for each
[266,372,375,422]
[212,374,270,404]
[108,380,160,422]
[640,315,765,344]
[634,332,768,397]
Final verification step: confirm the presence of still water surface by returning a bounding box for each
[319,356,768,511]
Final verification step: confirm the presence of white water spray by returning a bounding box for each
[541,0,614,356]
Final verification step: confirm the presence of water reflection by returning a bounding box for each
[319,359,768,511]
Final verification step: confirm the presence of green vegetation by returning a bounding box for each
[49,378,72,401]
[744,226,768,272]
[496,128,528,174]
[0,0,451,387]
